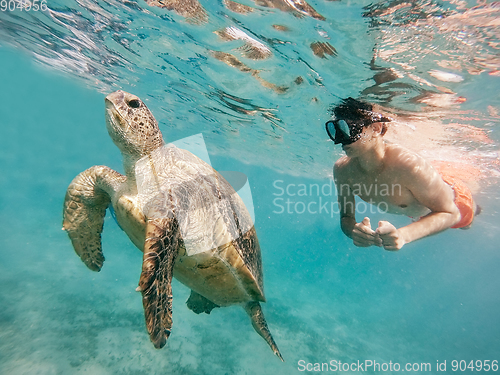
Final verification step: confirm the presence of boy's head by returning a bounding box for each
[326,98,392,145]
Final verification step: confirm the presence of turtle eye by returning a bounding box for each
[127,99,141,108]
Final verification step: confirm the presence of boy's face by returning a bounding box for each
[326,118,386,157]
[340,124,385,158]
[326,103,391,149]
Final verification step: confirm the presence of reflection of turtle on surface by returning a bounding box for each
[62,90,283,360]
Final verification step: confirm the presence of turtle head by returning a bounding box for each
[105,90,164,157]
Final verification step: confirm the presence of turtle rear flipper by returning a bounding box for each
[138,216,180,349]
[186,290,220,314]
[244,301,284,361]
[62,166,124,272]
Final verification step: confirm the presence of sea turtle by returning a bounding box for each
[62,90,283,360]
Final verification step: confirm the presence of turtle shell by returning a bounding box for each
[135,144,264,305]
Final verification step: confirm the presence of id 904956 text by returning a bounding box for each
[1,0,47,11]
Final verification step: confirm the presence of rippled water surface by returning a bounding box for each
[1,0,500,374]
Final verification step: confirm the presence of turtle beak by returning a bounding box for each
[105,91,128,128]
[105,90,125,109]
[105,91,127,135]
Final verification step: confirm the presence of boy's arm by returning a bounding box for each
[377,163,461,250]
[334,162,381,247]
[334,161,355,237]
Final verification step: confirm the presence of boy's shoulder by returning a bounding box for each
[333,155,352,175]
[383,143,436,185]
[384,143,429,170]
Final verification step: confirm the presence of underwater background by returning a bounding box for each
[1,0,500,373]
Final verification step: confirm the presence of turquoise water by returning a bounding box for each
[1,0,500,374]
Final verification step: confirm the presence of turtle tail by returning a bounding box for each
[244,301,284,361]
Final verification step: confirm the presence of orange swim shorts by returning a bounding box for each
[438,172,475,229]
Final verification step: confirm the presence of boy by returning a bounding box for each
[326,98,477,250]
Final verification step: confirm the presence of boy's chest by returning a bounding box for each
[339,170,415,207]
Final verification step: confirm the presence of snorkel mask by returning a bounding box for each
[325,109,392,145]
[325,119,363,145]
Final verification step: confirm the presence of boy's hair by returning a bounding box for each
[333,98,391,136]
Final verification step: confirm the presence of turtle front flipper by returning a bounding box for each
[244,301,284,361]
[138,216,180,349]
[186,290,220,315]
[63,166,125,272]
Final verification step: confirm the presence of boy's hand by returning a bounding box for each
[352,217,383,247]
[376,221,405,250]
